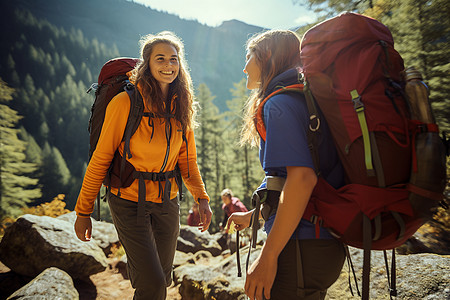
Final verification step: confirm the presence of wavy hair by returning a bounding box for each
[130,31,197,131]
[240,30,301,146]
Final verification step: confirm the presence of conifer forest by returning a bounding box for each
[1,0,448,231]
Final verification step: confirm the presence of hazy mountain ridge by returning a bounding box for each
[9,0,265,109]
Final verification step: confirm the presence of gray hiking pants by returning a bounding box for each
[107,192,180,300]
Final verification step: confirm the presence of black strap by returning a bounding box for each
[391,250,397,297]
[362,214,372,300]
[132,168,181,225]
[137,173,146,225]
[96,193,101,221]
[303,82,321,176]
[245,208,260,274]
[344,245,360,297]
[182,133,190,178]
[383,249,398,299]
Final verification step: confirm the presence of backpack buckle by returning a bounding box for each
[124,80,134,91]
[351,90,364,111]
[86,83,99,94]
[309,114,320,132]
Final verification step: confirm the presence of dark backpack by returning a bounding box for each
[254,12,447,299]
[87,57,144,220]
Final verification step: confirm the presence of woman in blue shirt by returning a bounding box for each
[227,30,346,300]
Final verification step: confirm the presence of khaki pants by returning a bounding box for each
[270,238,346,300]
[108,192,180,300]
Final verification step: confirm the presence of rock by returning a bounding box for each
[6,267,78,300]
[327,247,450,299]
[175,244,450,300]
[173,251,195,268]
[397,222,450,255]
[57,211,120,255]
[177,226,222,256]
[174,245,262,300]
[115,254,128,280]
[0,214,108,279]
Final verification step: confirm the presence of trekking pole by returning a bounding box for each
[96,193,101,221]
[236,231,242,277]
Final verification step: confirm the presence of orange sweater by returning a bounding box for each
[75,90,209,217]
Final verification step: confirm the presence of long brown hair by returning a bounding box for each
[130,31,197,131]
[240,30,301,146]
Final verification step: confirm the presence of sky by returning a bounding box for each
[132,0,318,29]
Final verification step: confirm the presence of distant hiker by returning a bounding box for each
[227,30,345,300]
[187,202,201,226]
[74,31,212,300]
[220,188,248,231]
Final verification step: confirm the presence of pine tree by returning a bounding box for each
[0,79,41,218]
[194,83,226,230]
[38,142,71,204]
[225,79,264,208]
[195,83,220,192]
[368,0,450,131]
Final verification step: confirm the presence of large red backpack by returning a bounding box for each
[255,12,447,299]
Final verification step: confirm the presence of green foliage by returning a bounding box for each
[293,0,375,16]
[191,81,263,232]
[0,4,120,207]
[225,79,264,208]
[373,0,450,132]
[39,143,72,203]
[298,0,450,133]
[0,79,41,218]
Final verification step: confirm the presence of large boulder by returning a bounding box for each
[174,245,450,300]
[327,247,450,299]
[174,245,262,300]
[0,214,108,279]
[57,211,120,255]
[6,267,78,300]
[177,226,222,256]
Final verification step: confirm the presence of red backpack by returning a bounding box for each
[86,57,144,220]
[255,12,447,299]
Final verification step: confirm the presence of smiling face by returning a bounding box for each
[149,42,180,90]
[243,51,261,90]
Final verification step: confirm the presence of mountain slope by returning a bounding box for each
[6,0,264,109]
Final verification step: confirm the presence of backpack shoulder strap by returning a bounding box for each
[123,82,144,159]
[255,83,304,141]
[114,82,144,197]
[303,81,322,176]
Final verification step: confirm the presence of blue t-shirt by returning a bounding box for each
[260,90,344,240]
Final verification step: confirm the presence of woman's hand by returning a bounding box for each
[74,216,92,241]
[245,245,278,300]
[198,199,212,232]
[226,209,253,231]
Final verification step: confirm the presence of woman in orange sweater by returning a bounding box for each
[74,31,212,300]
